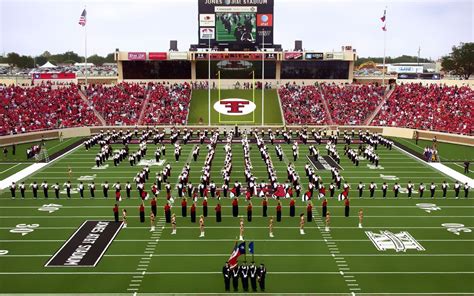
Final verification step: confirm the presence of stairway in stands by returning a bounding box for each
[363,85,396,126]
[318,85,334,125]
[137,91,152,125]
[77,89,107,125]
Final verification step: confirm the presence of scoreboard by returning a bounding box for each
[198,0,274,49]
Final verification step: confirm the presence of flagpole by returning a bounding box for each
[208,37,211,126]
[261,32,265,127]
[382,7,386,86]
[84,6,88,87]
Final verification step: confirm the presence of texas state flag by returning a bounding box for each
[228,242,246,269]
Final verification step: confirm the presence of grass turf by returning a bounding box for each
[188,89,283,125]
[0,138,473,294]
[0,137,82,162]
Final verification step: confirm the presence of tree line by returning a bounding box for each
[0,51,115,68]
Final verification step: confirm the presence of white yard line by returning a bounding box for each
[0,163,23,175]
[0,226,470,230]
[2,239,472,243]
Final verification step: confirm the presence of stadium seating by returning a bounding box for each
[372,83,474,134]
[86,82,147,125]
[321,83,386,125]
[141,82,192,125]
[278,84,328,125]
[0,83,99,135]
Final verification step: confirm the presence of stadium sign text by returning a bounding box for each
[214,98,256,116]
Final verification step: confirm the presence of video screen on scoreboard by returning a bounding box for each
[215,13,256,42]
[198,0,274,49]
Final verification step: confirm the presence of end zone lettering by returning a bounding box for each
[45,221,123,267]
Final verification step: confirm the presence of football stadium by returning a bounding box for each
[0,0,473,295]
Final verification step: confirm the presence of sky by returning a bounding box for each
[0,0,472,59]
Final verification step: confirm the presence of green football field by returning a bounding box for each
[0,136,473,294]
[188,89,283,126]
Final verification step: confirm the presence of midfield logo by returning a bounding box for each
[214,98,256,116]
[366,230,425,252]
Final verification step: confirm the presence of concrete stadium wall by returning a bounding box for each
[1,125,472,147]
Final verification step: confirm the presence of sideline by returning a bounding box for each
[0,144,83,190]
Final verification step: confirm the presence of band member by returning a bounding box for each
[419,183,425,198]
[393,182,400,198]
[102,181,109,198]
[454,181,461,198]
[19,182,26,198]
[269,216,274,238]
[240,262,249,292]
[171,213,177,234]
[382,182,388,198]
[322,198,328,217]
[441,181,449,198]
[164,202,171,223]
[358,209,363,228]
[191,202,196,223]
[357,182,365,198]
[430,182,436,198]
[139,202,145,223]
[300,213,305,235]
[53,182,60,199]
[41,181,49,198]
[232,198,239,217]
[223,262,231,292]
[289,198,295,217]
[89,182,96,198]
[262,197,268,217]
[199,215,205,238]
[329,182,335,198]
[344,198,350,217]
[215,203,222,222]
[239,218,245,241]
[325,211,331,232]
[78,181,84,198]
[307,201,313,222]
[276,202,282,222]
[30,181,39,199]
[407,181,414,198]
[249,262,258,292]
[113,204,119,222]
[464,183,470,198]
[10,182,16,199]
[369,182,377,198]
[122,209,127,228]
[181,198,187,217]
[232,265,239,291]
[257,264,266,292]
[247,202,253,222]
[203,198,208,217]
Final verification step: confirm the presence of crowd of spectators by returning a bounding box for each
[141,82,191,125]
[278,84,328,125]
[372,83,473,134]
[321,83,386,125]
[86,82,147,126]
[0,83,99,135]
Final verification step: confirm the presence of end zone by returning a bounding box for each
[45,221,123,267]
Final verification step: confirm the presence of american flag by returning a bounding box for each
[78,9,87,26]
